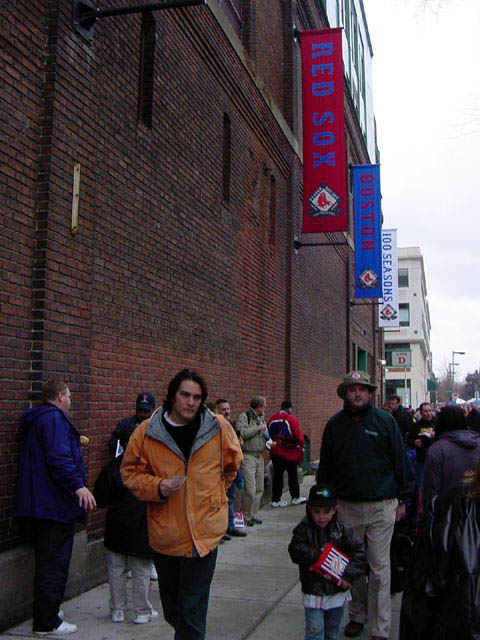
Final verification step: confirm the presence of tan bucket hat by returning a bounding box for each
[337,370,377,399]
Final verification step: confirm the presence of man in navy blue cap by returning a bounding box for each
[107,392,157,581]
[108,393,155,458]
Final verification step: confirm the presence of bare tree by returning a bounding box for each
[435,359,465,402]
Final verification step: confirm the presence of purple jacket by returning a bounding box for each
[423,429,480,506]
[14,403,87,523]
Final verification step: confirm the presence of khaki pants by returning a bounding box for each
[338,498,397,638]
[107,551,153,615]
[240,453,264,521]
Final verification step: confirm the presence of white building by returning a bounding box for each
[384,247,434,408]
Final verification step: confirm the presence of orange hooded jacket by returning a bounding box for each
[121,408,242,558]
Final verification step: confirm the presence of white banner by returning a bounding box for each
[378,229,399,327]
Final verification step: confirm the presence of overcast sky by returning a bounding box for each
[361,0,480,383]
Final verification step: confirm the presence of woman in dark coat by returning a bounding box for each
[400,458,480,639]
[467,408,480,434]
[422,405,480,506]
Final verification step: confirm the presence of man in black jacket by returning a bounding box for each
[406,402,436,491]
[388,394,414,441]
[108,393,155,457]
[318,371,414,640]
[94,454,157,624]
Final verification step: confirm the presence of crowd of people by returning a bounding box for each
[13,372,307,638]
[12,370,480,639]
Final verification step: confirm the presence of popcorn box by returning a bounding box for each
[309,543,349,583]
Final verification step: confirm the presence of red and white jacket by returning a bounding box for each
[267,410,304,463]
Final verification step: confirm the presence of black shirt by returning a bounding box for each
[406,417,436,463]
[162,412,201,460]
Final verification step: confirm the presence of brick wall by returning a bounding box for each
[0,0,378,556]
[0,0,48,549]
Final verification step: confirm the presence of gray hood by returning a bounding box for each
[145,407,220,461]
[438,429,479,449]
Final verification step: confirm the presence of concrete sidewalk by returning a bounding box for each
[1,476,400,639]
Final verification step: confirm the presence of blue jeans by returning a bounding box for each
[304,603,345,640]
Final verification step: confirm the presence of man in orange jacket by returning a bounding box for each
[121,369,242,640]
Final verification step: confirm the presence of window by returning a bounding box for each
[350,4,358,69]
[222,113,231,203]
[398,268,409,287]
[385,342,410,365]
[359,34,365,99]
[385,380,411,406]
[269,175,276,246]
[138,12,156,128]
[357,346,367,372]
[344,0,350,41]
[399,303,410,327]
[385,342,410,351]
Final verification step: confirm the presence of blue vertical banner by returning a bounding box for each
[353,164,382,298]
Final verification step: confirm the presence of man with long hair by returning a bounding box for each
[121,369,242,639]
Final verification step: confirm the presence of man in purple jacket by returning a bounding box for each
[14,379,96,635]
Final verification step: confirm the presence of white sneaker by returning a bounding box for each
[291,497,307,505]
[111,609,125,623]
[134,610,159,624]
[150,563,158,580]
[126,570,132,579]
[34,620,78,635]
[271,500,288,507]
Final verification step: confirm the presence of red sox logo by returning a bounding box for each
[358,268,379,289]
[306,183,343,218]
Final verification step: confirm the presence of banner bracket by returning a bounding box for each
[294,235,348,252]
[73,0,206,41]
[350,301,381,307]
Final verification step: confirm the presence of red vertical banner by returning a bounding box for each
[300,29,346,233]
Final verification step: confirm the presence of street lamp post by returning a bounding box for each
[451,350,466,397]
[377,359,387,405]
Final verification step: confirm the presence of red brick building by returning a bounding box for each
[0,0,380,626]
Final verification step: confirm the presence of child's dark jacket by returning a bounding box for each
[288,509,366,596]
